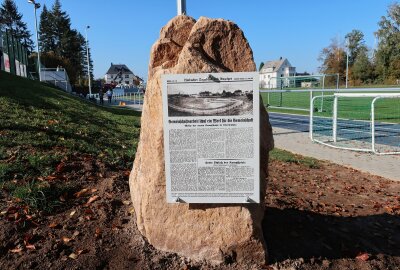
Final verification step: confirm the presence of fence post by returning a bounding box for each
[8,30,16,75]
[320,75,325,112]
[333,95,338,143]
[371,97,378,153]
[18,40,22,76]
[336,73,339,90]
[310,96,315,140]
[5,30,10,73]
[0,31,4,72]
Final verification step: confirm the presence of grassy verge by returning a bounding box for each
[266,107,310,116]
[0,71,141,211]
[270,148,321,169]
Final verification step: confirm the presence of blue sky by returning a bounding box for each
[18,0,395,80]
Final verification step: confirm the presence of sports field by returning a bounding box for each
[261,91,329,111]
[261,89,400,124]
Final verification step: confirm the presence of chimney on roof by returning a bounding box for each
[280,57,282,60]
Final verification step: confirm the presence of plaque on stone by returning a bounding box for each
[162,72,260,203]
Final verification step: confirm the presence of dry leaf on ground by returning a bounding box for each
[85,195,100,206]
[62,237,72,243]
[68,253,78,260]
[25,244,36,250]
[356,252,370,261]
[48,222,59,228]
[74,188,89,198]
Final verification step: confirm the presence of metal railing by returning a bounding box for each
[261,87,400,113]
[309,93,400,155]
[40,68,72,92]
[259,74,340,90]
[93,92,144,109]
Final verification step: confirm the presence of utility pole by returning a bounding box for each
[85,26,92,96]
[177,0,186,15]
[345,37,349,89]
[28,0,41,81]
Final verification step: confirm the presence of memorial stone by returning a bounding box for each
[129,15,274,264]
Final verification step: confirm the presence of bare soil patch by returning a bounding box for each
[265,157,400,270]
[1,152,399,270]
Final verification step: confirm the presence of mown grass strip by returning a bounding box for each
[270,148,321,169]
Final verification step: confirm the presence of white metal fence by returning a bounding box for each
[310,93,400,155]
[261,87,400,113]
[93,92,144,109]
[260,74,339,90]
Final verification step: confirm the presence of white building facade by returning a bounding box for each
[259,58,296,89]
[105,64,139,86]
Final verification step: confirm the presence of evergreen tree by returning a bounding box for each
[38,0,89,85]
[0,0,34,51]
[39,4,56,52]
[60,29,85,84]
[51,0,71,57]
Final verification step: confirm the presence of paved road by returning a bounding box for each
[269,112,309,133]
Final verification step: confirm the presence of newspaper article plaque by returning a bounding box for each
[162,72,260,203]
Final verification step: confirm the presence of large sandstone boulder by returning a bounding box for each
[129,15,274,265]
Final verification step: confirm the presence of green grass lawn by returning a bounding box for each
[269,148,320,169]
[0,72,141,210]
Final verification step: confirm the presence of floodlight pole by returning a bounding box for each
[85,26,92,96]
[177,0,186,15]
[345,37,349,89]
[28,0,41,81]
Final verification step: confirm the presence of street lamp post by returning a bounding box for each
[28,0,41,81]
[345,37,349,89]
[85,26,92,97]
[177,0,186,15]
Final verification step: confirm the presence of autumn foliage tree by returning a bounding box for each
[375,3,400,83]
[318,38,346,85]
[318,3,400,86]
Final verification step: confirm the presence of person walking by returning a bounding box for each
[99,88,104,105]
[106,89,112,104]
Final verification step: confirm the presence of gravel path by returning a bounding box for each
[273,127,400,181]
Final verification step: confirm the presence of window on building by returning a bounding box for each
[125,75,129,78]
[125,81,129,84]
